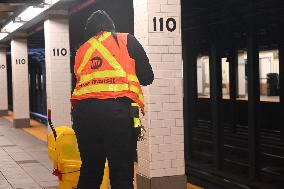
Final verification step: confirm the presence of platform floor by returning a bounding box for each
[0,115,201,189]
[0,117,57,189]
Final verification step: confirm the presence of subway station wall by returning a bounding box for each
[5,49,47,115]
[3,0,134,118]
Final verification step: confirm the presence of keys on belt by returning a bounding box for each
[130,103,146,141]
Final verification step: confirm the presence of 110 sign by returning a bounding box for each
[153,17,177,32]
[53,48,68,57]
[15,59,26,65]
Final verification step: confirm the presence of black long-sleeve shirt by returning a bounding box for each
[126,34,154,86]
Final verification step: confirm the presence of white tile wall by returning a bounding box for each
[44,18,72,127]
[0,49,8,111]
[134,0,184,178]
[11,39,30,119]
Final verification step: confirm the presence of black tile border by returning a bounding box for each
[16,160,39,164]
[0,110,8,116]
[137,174,187,189]
[0,144,17,147]
[13,118,30,128]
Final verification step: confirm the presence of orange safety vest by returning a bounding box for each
[71,32,145,114]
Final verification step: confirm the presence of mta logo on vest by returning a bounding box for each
[91,57,103,70]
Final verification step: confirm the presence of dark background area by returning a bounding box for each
[182,0,284,188]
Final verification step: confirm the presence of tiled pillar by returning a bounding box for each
[134,0,186,188]
[11,38,30,128]
[0,49,8,116]
[44,16,72,127]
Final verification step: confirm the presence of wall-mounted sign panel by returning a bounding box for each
[149,16,180,34]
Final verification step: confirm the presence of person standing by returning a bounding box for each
[71,10,154,189]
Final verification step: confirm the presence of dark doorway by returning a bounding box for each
[28,29,47,123]
[182,0,284,188]
[6,50,12,111]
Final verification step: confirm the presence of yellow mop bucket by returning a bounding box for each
[47,110,109,189]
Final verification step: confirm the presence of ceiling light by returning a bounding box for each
[0,33,8,40]
[18,6,48,22]
[0,0,63,42]
[2,21,23,33]
[42,0,61,5]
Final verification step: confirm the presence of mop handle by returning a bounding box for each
[48,109,57,141]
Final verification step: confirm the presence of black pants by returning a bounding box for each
[72,98,136,189]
